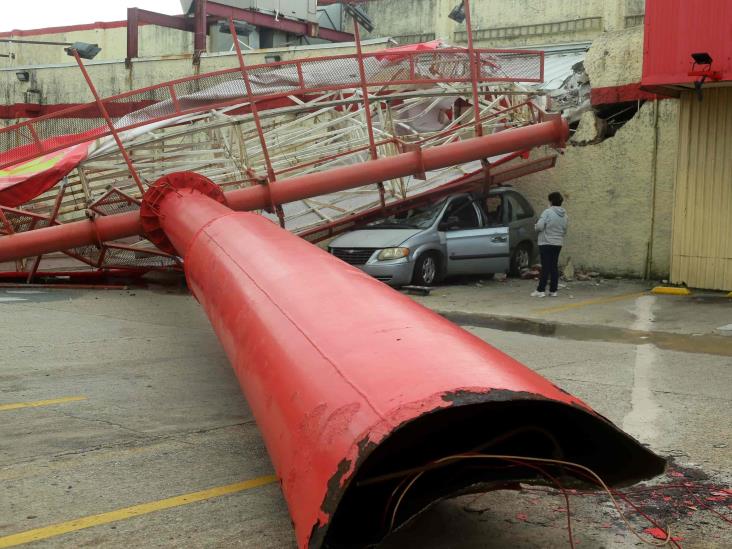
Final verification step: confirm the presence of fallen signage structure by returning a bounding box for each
[0,131,665,548]
[0,43,556,278]
[0,37,665,548]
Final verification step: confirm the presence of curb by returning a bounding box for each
[651,286,691,296]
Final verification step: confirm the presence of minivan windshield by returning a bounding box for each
[363,198,447,229]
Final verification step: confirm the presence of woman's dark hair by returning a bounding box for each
[548,192,564,207]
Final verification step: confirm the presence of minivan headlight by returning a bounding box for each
[377,247,409,261]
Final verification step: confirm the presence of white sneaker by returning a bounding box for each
[530,291,546,297]
[549,292,558,297]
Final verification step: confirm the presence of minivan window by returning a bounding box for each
[441,197,480,230]
[365,198,447,229]
[507,192,534,221]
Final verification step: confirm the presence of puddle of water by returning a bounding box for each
[440,311,732,357]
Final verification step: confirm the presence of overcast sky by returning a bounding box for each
[1,1,184,32]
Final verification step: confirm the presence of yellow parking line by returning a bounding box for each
[0,396,87,412]
[0,475,278,548]
[534,291,646,315]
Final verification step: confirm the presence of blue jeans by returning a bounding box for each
[538,245,562,293]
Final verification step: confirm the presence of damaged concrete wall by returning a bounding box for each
[514,99,678,278]
[583,25,644,88]
[509,24,679,279]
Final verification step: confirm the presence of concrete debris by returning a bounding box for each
[494,273,508,282]
[570,110,608,145]
[520,268,540,280]
[546,61,591,125]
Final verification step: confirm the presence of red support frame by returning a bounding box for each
[229,18,276,185]
[26,181,67,283]
[205,1,353,43]
[125,1,354,64]
[194,0,208,59]
[126,8,196,64]
[70,49,146,194]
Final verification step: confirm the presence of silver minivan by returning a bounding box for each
[328,186,538,286]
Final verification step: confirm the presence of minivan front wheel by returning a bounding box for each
[412,252,441,286]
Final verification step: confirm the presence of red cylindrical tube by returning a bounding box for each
[151,173,663,548]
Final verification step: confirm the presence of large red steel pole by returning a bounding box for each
[0,118,567,262]
[137,172,664,548]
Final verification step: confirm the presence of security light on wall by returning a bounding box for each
[689,52,721,102]
[15,70,30,82]
[691,52,713,66]
[448,1,466,23]
[344,3,374,33]
[64,42,101,60]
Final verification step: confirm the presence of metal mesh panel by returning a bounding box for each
[248,64,301,95]
[0,209,48,233]
[67,245,102,266]
[101,247,178,269]
[104,86,175,122]
[0,126,40,166]
[30,104,104,144]
[171,71,245,110]
[89,189,140,216]
[413,52,470,81]
[479,51,543,82]
[3,212,36,233]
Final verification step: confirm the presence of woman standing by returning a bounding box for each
[531,192,568,297]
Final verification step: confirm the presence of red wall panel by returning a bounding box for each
[642,0,732,86]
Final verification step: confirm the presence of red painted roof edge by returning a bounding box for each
[0,20,145,38]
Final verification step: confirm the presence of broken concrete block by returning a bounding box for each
[570,110,608,145]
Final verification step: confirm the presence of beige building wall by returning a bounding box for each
[0,38,391,127]
[671,88,732,291]
[355,0,646,46]
[514,100,679,278]
[0,25,194,67]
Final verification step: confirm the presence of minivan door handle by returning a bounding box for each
[491,235,508,243]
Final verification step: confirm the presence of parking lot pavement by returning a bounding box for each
[0,282,730,548]
[410,276,732,338]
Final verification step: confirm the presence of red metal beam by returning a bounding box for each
[70,49,146,195]
[127,8,196,62]
[135,8,194,31]
[205,1,353,42]
[0,118,568,262]
[137,171,665,548]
